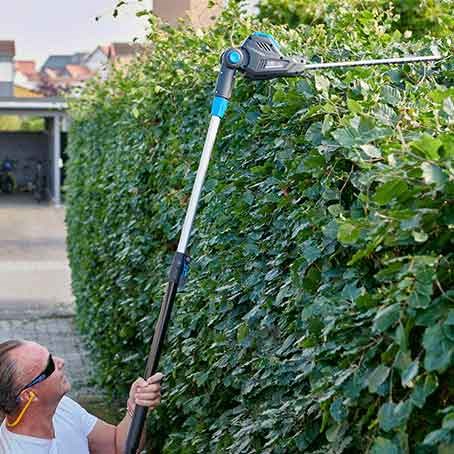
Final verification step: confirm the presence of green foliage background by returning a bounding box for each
[257,0,454,38]
[66,2,453,453]
[0,116,44,131]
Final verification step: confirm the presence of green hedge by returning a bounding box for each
[66,3,453,453]
[257,0,454,38]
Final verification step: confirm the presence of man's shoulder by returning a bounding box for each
[55,395,98,437]
[57,395,79,412]
[55,396,88,419]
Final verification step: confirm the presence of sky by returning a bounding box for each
[0,0,149,68]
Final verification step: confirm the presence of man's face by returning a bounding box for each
[13,341,71,406]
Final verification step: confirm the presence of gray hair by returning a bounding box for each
[0,340,25,416]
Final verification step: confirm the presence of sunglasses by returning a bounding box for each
[16,354,56,400]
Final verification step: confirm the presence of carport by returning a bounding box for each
[0,97,68,205]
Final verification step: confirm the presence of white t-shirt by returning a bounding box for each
[0,396,98,454]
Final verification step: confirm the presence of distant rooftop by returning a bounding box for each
[109,42,143,58]
[41,53,88,71]
[65,64,92,80]
[16,60,37,76]
[0,41,15,57]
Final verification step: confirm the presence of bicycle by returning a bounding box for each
[32,161,47,203]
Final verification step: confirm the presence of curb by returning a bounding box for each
[0,302,75,321]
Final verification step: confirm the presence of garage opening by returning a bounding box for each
[0,97,68,206]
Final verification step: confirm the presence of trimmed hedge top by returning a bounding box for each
[66,3,453,453]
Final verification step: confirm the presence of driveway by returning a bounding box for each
[0,193,73,316]
[0,193,92,393]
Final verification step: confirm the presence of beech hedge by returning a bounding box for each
[257,0,454,38]
[66,3,453,453]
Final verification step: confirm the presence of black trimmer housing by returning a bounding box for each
[239,32,306,80]
[214,32,306,100]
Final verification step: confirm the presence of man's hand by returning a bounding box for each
[89,373,164,454]
[127,373,163,413]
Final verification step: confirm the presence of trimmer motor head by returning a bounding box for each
[222,32,306,80]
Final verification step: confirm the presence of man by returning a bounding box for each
[0,339,162,453]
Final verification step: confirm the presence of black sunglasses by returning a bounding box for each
[16,354,56,400]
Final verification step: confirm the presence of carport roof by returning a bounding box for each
[0,97,67,116]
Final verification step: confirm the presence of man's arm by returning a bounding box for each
[88,412,145,454]
[88,374,163,454]
[114,398,147,454]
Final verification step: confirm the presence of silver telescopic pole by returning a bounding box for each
[305,54,442,70]
[126,113,223,454]
[177,115,221,254]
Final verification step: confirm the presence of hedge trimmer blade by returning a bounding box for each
[304,54,442,70]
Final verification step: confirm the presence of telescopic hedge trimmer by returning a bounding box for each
[125,32,441,453]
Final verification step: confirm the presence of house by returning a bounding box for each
[0,41,15,97]
[40,43,142,93]
[152,0,225,28]
[15,60,37,78]
[83,46,109,73]
[64,64,92,81]
[15,60,42,96]
[41,53,88,74]
[107,42,143,67]
[40,53,92,94]
[152,0,259,26]
[84,43,143,78]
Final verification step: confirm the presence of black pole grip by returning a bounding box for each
[125,405,148,454]
[125,253,187,454]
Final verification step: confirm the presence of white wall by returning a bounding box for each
[85,48,108,72]
[0,61,14,82]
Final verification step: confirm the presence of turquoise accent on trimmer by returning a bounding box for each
[211,96,229,118]
[228,51,241,64]
[252,32,280,49]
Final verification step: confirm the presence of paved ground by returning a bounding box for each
[0,193,93,396]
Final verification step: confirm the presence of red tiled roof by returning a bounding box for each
[15,60,37,76]
[0,41,15,57]
[65,64,92,79]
